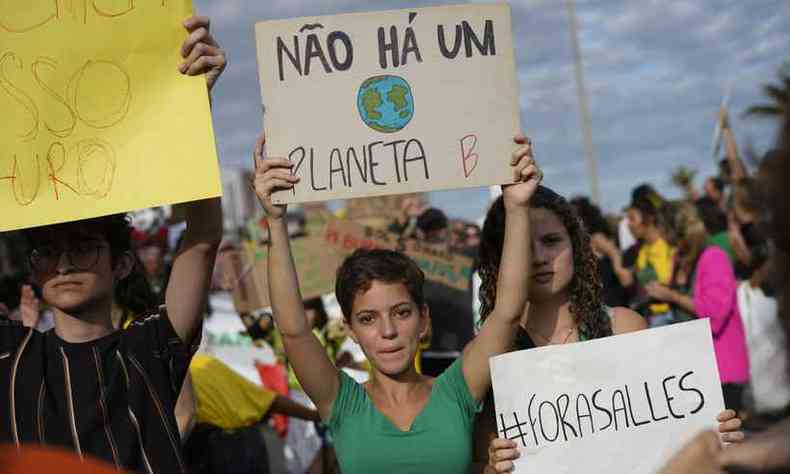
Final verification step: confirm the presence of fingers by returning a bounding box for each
[510,142,533,166]
[717,409,736,422]
[493,460,515,473]
[254,134,266,169]
[256,158,294,175]
[718,416,742,433]
[185,53,226,77]
[179,17,226,77]
[720,431,745,444]
[488,438,520,467]
[183,15,211,33]
[181,25,213,59]
[514,133,531,146]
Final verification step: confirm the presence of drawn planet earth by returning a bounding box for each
[356,75,415,133]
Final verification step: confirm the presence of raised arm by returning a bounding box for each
[462,135,540,402]
[165,16,226,345]
[591,234,635,288]
[252,134,340,421]
[719,106,748,180]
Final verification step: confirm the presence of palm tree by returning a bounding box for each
[670,165,698,201]
[744,62,790,119]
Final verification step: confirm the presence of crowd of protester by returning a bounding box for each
[1,12,789,474]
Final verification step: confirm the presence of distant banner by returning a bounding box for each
[226,233,342,313]
[255,4,520,204]
[324,217,473,291]
[0,0,221,231]
[490,320,725,474]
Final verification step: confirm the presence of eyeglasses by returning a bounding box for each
[30,243,106,273]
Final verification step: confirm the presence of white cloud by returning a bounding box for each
[195,0,789,218]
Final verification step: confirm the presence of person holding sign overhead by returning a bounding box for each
[254,132,540,473]
[474,187,744,473]
[0,16,225,473]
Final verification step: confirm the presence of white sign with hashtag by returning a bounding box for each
[489,319,725,473]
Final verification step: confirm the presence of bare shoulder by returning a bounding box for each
[611,306,648,334]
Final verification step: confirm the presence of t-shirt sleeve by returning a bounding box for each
[437,358,483,419]
[328,369,366,431]
[123,306,200,403]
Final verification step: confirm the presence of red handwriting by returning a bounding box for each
[1,51,127,206]
[460,133,479,178]
[1,139,116,206]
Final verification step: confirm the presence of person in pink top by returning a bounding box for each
[645,201,750,412]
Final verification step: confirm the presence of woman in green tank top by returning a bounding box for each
[474,187,744,473]
[253,132,542,474]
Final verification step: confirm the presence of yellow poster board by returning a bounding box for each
[0,0,221,231]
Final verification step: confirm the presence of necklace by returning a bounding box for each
[527,325,577,345]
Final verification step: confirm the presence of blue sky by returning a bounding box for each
[195,0,790,221]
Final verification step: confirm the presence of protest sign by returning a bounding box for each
[324,217,473,291]
[255,4,520,204]
[226,235,342,313]
[490,319,725,474]
[0,0,221,231]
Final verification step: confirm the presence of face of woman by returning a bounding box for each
[528,208,575,303]
[627,208,647,239]
[347,281,428,377]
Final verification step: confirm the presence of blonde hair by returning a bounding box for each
[673,203,708,275]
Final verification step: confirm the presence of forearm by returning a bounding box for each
[270,394,320,422]
[462,206,530,400]
[182,197,223,245]
[165,198,222,343]
[609,251,635,287]
[266,216,339,417]
[667,290,695,315]
[267,218,311,337]
[729,231,752,266]
[723,127,747,180]
[490,207,531,324]
[175,374,197,443]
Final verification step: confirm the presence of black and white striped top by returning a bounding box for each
[0,308,196,473]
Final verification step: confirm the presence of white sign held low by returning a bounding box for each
[490,319,725,474]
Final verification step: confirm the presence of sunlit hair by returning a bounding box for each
[671,202,708,276]
[477,186,611,339]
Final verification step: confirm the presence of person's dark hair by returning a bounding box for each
[304,296,329,330]
[630,197,660,226]
[767,109,790,364]
[710,177,725,193]
[478,186,611,339]
[335,248,425,321]
[416,208,448,234]
[24,214,133,262]
[24,214,157,315]
[115,255,159,317]
[570,196,613,238]
[732,177,763,215]
[0,273,28,312]
[695,196,727,234]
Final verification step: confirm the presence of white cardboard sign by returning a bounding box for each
[490,319,725,473]
[255,4,520,204]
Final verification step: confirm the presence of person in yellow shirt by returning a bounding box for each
[186,354,319,474]
[599,195,675,326]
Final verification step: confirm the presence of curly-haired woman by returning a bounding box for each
[474,186,743,473]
